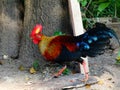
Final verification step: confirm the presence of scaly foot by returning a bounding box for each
[81,72,89,82]
[54,65,67,78]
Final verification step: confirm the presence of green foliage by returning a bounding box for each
[78,0,120,29]
[62,68,71,75]
[78,0,87,6]
[33,60,40,71]
[97,2,110,15]
[115,50,120,64]
[116,59,120,64]
[53,31,65,36]
[79,0,120,17]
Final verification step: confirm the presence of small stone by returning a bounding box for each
[27,81,33,85]
[108,84,113,88]
[3,55,9,59]
[25,77,30,81]
[108,78,112,80]
[112,81,115,83]
[94,72,97,75]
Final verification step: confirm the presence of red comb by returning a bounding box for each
[30,24,43,38]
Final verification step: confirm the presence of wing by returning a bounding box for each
[43,35,79,61]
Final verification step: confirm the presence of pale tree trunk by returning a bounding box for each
[19,0,71,67]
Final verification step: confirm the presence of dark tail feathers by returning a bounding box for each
[78,22,120,57]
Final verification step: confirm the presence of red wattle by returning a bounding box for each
[33,39,39,44]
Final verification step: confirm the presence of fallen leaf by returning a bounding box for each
[25,77,31,81]
[0,61,3,65]
[98,79,104,85]
[30,67,36,74]
[85,84,91,89]
[18,65,25,71]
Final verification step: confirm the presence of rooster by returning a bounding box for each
[30,23,120,81]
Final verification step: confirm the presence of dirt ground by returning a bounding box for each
[0,49,120,90]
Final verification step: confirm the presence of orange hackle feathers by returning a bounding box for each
[38,35,62,61]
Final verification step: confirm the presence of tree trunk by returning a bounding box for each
[19,0,71,67]
[0,0,71,67]
[0,0,22,59]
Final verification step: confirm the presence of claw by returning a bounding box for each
[81,72,89,82]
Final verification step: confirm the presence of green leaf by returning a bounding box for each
[98,0,106,3]
[62,68,71,75]
[53,31,65,36]
[33,60,40,71]
[117,50,120,57]
[98,2,110,12]
[78,0,87,7]
[116,1,120,7]
[115,59,120,64]
[81,0,87,7]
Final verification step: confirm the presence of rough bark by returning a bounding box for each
[0,0,22,58]
[19,0,72,67]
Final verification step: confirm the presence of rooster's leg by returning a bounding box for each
[54,65,67,78]
[81,60,89,81]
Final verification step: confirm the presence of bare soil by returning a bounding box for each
[0,49,120,90]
